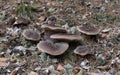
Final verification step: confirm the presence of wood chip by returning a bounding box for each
[0,58,9,67]
[88,72,99,75]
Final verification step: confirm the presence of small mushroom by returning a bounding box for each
[13,17,29,25]
[22,29,40,41]
[37,40,69,55]
[41,24,67,33]
[50,34,83,41]
[77,25,100,35]
[74,46,93,56]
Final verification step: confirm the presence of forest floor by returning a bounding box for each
[0,0,120,75]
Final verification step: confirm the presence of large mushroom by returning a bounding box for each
[37,40,69,56]
[77,25,101,35]
[41,24,67,33]
[41,24,67,40]
[50,34,83,41]
[22,29,40,41]
[74,46,93,56]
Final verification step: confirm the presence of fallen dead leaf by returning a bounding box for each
[97,65,110,71]
[74,66,81,74]
[0,57,9,62]
[88,72,99,75]
[11,69,17,75]
[0,62,8,67]
[115,71,120,75]
[29,71,38,75]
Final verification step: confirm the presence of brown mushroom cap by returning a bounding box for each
[41,24,67,33]
[13,17,29,25]
[22,29,40,41]
[50,34,82,41]
[74,46,93,56]
[77,25,100,35]
[37,40,69,55]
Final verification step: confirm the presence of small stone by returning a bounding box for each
[52,58,58,64]
[80,60,90,70]
[102,28,112,33]
[27,46,37,51]
[39,16,46,22]
[0,52,5,57]
[57,64,64,71]
[100,6,105,13]
[14,46,26,52]
[70,26,76,34]
[48,16,57,22]
[88,72,99,75]
[48,65,55,71]
[36,22,41,26]
[44,69,49,74]
[105,0,109,3]
[62,23,69,29]
[35,67,41,71]
[48,8,56,13]
[64,63,73,73]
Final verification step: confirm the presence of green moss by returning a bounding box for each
[39,53,51,66]
[106,14,116,24]
[94,13,104,22]
[57,20,66,25]
[16,1,33,18]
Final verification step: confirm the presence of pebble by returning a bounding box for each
[29,71,38,75]
[102,28,112,33]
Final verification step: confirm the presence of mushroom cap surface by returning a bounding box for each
[22,29,40,41]
[41,24,67,33]
[50,34,82,41]
[74,46,93,56]
[14,17,29,25]
[37,40,69,55]
[77,25,100,35]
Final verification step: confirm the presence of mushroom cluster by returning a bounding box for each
[74,24,101,56]
[22,22,101,56]
[37,24,84,55]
